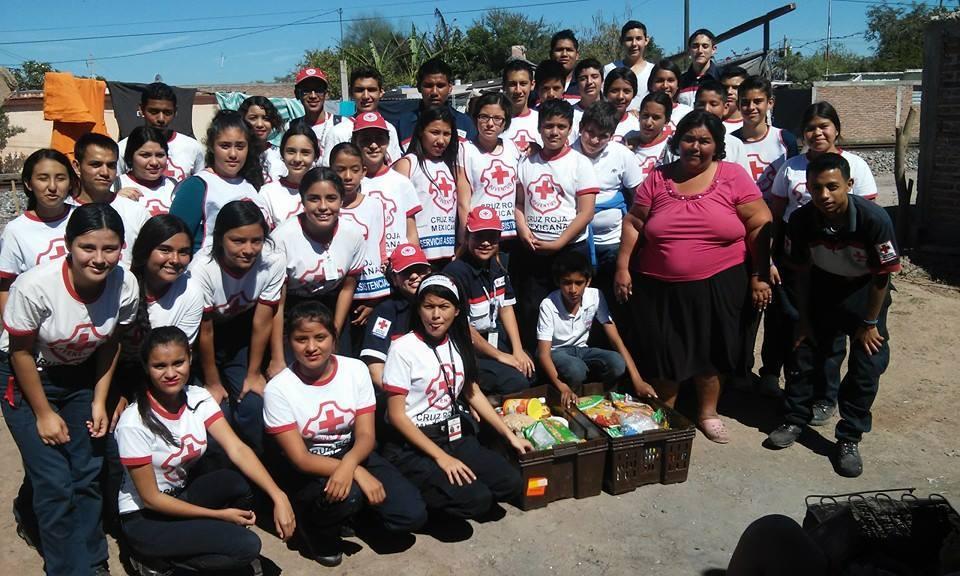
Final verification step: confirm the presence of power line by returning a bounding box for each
[790,31,867,51]
[1,0,590,67]
[833,0,939,6]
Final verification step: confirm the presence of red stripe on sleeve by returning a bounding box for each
[120,456,152,467]
[382,384,409,396]
[356,404,377,415]
[2,321,36,336]
[204,411,224,428]
[257,298,280,309]
[406,206,423,217]
[576,187,600,196]
[265,422,298,434]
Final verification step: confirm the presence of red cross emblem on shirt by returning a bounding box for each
[144,198,170,217]
[304,401,354,439]
[368,190,398,227]
[35,239,67,265]
[48,323,108,363]
[164,159,186,182]
[663,123,676,138]
[480,159,516,199]
[425,363,463,411]
[791,182,808,205]
[429,172,456,213]
[527,174,563,214]
[513,130,532,151]
[161,434,205,482]
[747,154,769,182]
[639,156,657,176]
[215,292,252,317]
[376,318,390,331]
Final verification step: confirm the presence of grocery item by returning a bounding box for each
[503,397,549,420]
[523,421,558,450]
[619,412,660,435]
[579,392,666,435]
[503,413,536,434]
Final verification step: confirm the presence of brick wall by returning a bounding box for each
[918,19,960,247]
[813,82,921,146]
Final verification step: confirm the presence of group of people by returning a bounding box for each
[0,20,901,575]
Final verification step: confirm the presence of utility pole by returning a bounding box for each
[825,0,833,75]
[338,8,348,102]
[684,0,690,47]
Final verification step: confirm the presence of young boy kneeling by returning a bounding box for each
[536,251,654,407]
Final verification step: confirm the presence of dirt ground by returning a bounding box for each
[1,174,957,575]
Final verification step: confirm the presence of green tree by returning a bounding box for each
[12,60,54,91]
[295,48,343,96]
[577,13,664,67]
[0,107,25,150]
[460,11,552,80]
[773,45,871,86]
[865,3,950,71]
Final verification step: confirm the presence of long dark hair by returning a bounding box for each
[407,106,460,184]
[648,59,683,98]
[136,326,196,448]
[65,203,125,246]
[239,96,284,158]
[204,109,265,190]
[129,215,192,349]
[123,126,169,169]
[411,274,478,389]
[280,120,320,158]
[603,66,638,97]
[801,101,842,142]
[21,148,77,211]
[210,200,271,265]
[298,166,345,198]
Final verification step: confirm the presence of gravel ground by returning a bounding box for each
[855,148,920,176]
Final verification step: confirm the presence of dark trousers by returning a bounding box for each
[213,312,264,454]
[511,241,588,351]
[783,278,892,442]
[550,346,625,391]
[382,434,522,519]
[476,327,535,395]
[0,357,107,576]
[120,469,261,571]
[292,451,427,535]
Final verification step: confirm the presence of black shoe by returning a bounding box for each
[810,401,836,426]
[766,423,803,449]
[340,522,356,538]
[312,536,344,567]
[127,555,173,576]
[836,441,863,478]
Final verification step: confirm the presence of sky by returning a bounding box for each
[0,0,889,87]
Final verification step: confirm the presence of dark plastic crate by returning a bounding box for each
[498,386,608,510]
[577,395,695,495]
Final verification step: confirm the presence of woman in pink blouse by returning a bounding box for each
[614,110,772,443]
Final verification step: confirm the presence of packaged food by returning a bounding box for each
[523,421,558,450]
[502,413,536,434]
[581,399,619,428]
[619,412,660,435]
[576,396,606,411]
[610,392,656,417]
[541,418,580,444]
[503,397,548,420]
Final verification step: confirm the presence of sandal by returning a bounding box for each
[698,417,730,444]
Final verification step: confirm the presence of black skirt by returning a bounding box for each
[630,263,749,383]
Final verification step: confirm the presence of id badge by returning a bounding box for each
[486,331,499,348]
[447,415,462,442]
[322,258,340,282]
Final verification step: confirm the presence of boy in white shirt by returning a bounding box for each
[536,251,652,408]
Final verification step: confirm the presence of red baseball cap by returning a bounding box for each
[295,67,328,86]
[353,111,389,133]
[390,243,429,273]
[466,206,502,233]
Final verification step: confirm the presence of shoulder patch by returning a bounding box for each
[371,316,392,339]
[875,240,897,263]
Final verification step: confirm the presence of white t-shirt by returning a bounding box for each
[320,115,403,167]
[461,139,522,238]
[536,287,611,349]
[261,145,286,183]
[119,173,178,217]
[736,127,795,196]
[0,205,75,280]
[0,259,138,366]
[68,193,150,267]
[382,332,466,428]
[263,357,377,456]
[306,113,344,165]
[664,102,694,139]
[260,178,303,227]
[771,150,878,222]
[177,170,273,252]
[270,215,366,298]
[723,118,744,134]
[573,140,644,245]
[613,113,641,145]
[569,105,585,145]
[634,134,670,181]
[341,195,390,300]
[189,245,285,322]
[400,155,458,261]
[116,385,223,514]
[501,109,541,155]
[118,131,205,182]
[662,134,752,177]
[517,147,600,243]
[603,60,653,110]
[148,273,205,345]
[362,166,423,258]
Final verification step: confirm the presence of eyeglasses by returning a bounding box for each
[477,114,506,126]
[300,88,327,96]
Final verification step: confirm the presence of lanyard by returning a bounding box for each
[431,339,461,415]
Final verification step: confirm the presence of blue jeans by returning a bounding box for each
[550,346,626,392]
[0,356,107,576]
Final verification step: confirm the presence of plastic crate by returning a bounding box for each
[578,395,695,495]
[498,386,608,510]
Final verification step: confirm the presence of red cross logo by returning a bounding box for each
[144,198,170,217]
[747,154,769,182]
[663,122,676,138]
[35,239,67,265]
[639,156,657,176]
[513,130,531,151]
[282,200,303,222]
[303,401,354,439]
[341,212,370,240]
[429,171,456,213]
[368,190,398,227]
[215,292,253,317]
[161,434,206,482]
[791,182,808,205]
[48,323,108,363]
[527,174,563,214]
[376,318,390,331]
[480,159,516,199]
[425,363,463,410]
[164,159,186,182]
